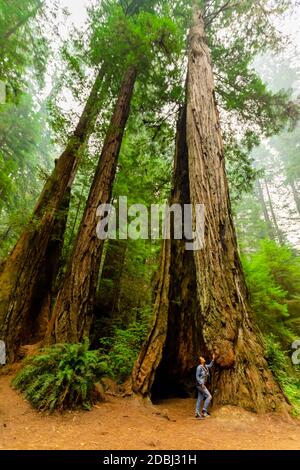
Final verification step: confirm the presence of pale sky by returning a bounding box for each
[42,0,300,104]
[54,0,91,29]
[46,0,300,78]
[48,0,300,42]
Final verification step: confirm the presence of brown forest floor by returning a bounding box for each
[1,373,300,450]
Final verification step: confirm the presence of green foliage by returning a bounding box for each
[265,334,289,377]
[265,334,300,416]
[0,94,52,209]
[235,191,272,251]
[241,238,300,414]
[243,239,300,345]
[225,131,261,200]
[12,340,108,412]
[0,0,49,94]
[0,93,54,260]
[1,1,300,419]
[208,3,300,199]
[100,318,150,382]
[115,112,173,205]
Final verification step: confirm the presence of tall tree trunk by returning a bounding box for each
[256,179,275,240]
[0,68,105,362]
[132,106,201,398]
[46,66,137,344]
[132,9,285,412]
[131,237,171,397]
[290,179,300,215]
[186,8,283,411]
[264,178,284,244]
[21,188,71,344]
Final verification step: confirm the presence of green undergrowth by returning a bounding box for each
[12,339,108,412]
[265,334,300,417]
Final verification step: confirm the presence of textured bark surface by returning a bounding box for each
[132,107,201,398]
[132,9,285,413]
[186,9,284,411]
[151,106,201,398]
[46,66,137,344]
[131,238,171,396]
[21,188,71,344]
[1,1,42,44]
[0,69,104,361]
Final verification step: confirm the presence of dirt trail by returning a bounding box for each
[1,374,300,450]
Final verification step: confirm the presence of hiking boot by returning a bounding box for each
[202,411,210,418]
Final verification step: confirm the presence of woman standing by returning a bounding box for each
[195,353,215,419]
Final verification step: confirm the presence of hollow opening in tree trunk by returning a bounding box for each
[151,366,194,401]
[150,245,208,401]
[150,332,210,402]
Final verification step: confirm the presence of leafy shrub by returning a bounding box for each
[265,334,300,416]
[12,339,108,412]
[100,321,148,382]
[265,334,288,380]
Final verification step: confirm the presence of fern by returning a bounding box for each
[12,339,108,412]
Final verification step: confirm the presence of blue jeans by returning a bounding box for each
[196,384,212,414]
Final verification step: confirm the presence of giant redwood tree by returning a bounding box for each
[131,1,297,412]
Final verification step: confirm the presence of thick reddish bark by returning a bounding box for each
[128,108,200,398]
[0,69,104,361]
[21,188,71,344]
[132,106,201,398]
[132,9,285,412]
[131,237,171,397]
[185,9,283,411]
[46,66,137,344]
